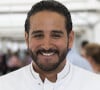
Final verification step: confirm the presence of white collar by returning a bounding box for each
[57,61,70,81]
[30,61,40,79]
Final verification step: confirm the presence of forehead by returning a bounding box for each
[29,11,66,31]
[29,11,67,35]
[30,10,65,21]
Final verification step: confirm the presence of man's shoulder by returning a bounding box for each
[0,63,37,90]
[70,63,100,89]
[0,64,30,83]
[71,63,99,77]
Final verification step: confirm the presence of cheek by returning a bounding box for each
[55,39,68,49]
[29,39,39,50]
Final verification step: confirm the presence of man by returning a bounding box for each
[0,1,100,90]
[83,43,100,73]
[80,40,89,57]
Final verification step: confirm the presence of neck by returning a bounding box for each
[32,60,66,82]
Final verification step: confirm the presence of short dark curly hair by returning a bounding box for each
[25,0,73,35]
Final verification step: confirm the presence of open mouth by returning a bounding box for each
[37,48,59,56]
[42,52,54,56]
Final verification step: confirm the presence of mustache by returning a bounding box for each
[36,48,59,55]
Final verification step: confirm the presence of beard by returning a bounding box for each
[28,47,68,72]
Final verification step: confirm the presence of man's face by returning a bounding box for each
[25,11,73,72]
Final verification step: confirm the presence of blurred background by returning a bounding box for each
[0,0,100,75]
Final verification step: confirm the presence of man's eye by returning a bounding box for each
[33,34,44,38]
[52,34,61,38]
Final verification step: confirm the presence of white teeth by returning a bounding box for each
[42,53,54,56]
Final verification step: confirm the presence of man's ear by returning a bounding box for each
[68,31,74,49]
[25,32,29,47]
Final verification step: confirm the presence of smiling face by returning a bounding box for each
[25,11,73,72]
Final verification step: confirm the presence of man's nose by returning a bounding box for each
[42,37,52,50]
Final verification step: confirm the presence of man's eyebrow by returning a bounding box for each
[51,30,64,34]
[31,30,43,35]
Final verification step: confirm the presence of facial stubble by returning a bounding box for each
[28,46,68,72]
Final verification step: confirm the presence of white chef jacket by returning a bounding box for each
[0,61,100,90]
